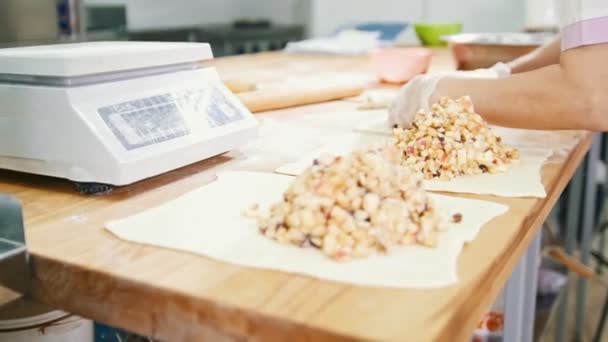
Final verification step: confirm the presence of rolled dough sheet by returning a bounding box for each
[241,118,333,157]
[422,148,552,197]
[347,89,399,109]
[348,88,399,103]
[488,126,584,157]
[288,108,387,131]
[276,133,552,198]
[106,172,508,289]
[353,115,393,135]
[275,133,391,176]
[354,114,584,154]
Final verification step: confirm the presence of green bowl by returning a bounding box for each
[414,23,463,46]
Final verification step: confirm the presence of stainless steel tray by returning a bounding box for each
[441,32,557,70]
[442,32,554,47]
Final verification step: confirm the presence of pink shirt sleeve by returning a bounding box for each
[559,0,608,51]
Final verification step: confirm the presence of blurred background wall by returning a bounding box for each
[122,0,529,36]
[1,0,558,55]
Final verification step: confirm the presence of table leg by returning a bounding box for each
[504,231,542,342]
[556,164,586,342]
[575,133,601,341]
[600,226,607,275]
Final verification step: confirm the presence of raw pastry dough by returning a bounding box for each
[355,114,583,155]
[106,172,508,289]
[275,133,390,175]
[258,149,442,261]
[277,135,551,198]
[392,97,520,180]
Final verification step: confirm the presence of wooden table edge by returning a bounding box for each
[29,254,365,341]
[19,132,592,342]
[441,132,593,342]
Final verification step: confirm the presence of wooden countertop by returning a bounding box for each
[0,51,592,341]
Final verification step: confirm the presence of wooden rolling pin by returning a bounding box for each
[541,222,607,286]
[223,79,258,94]
[543,246,608,287]
[236,83,365,113]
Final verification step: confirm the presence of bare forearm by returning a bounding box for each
[507,35,561,73]
[433,65,603,131]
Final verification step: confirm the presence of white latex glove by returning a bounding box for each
[388,73,444,127]
[388,62,511,128]
[463,62,511,79]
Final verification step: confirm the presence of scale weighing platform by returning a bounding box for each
[0,42,258,194]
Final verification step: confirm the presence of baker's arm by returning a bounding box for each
[431,43,608,131]
[507,35,562,74]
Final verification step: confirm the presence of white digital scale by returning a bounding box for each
[0,42,258,192]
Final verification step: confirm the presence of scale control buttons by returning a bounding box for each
[207,87,245,128]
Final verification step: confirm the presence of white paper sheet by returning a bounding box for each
[276,133,552,198]
[106,172,507,289]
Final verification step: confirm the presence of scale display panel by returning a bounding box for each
[98,93,190,150]
[98,86,247,151]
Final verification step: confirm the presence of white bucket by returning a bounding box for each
[0,300,93,342]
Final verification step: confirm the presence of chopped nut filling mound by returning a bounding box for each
[393,96,519,180]
[246,149,444,261]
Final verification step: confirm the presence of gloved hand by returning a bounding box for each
[388,62,511,128]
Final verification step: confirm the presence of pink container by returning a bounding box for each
[369,47,433,84]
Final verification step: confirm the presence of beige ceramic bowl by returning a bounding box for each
[369,47,432,84]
